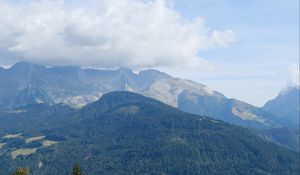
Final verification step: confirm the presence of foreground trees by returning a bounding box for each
[72,163,82,175]
[11,163,82,175]
[11,167,29,175]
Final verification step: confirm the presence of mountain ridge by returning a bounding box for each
[0,62,297,133]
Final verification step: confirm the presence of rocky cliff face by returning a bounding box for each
[0,62,289,129]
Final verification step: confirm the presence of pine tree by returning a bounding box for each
[12,167,29,175]
[71,163,82,175]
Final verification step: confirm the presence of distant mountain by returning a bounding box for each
[0,62,285,129]
[0,92,298,175]
[263,86,299,128]
[0,61,221,108]
[178,90,283,129]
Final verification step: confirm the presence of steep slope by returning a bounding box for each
[0,62,284,129]
[0,62,220,109]
[0,92,299,175]
[178,90,282,128]
[263,86,300,128]
[254,127,299,152]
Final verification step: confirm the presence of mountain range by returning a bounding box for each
[1,62,298,128]
[0,61,299,151]
[0,92,299,174]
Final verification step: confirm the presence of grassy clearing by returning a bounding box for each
[3,133,22,139]
[0,143,6,149]
[26,136,45,143]
[11,148,38,159]
[42,140,58,147]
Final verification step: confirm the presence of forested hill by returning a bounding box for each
[0,92,299,174]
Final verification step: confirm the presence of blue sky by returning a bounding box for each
[0,0,299,106]
[168,0,299,106]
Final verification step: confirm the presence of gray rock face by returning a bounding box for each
[0,62,289,129]
[263,86,300,128]
[0,62,219,108]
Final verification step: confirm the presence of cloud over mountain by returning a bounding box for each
[0,0,235,69]
[288,64,300,86]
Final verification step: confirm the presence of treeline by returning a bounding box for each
[12,163,83,175]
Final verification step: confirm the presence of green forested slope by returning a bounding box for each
[0,92,298,175]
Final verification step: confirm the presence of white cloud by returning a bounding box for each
[0,0,235,69]
[288,64,300,86]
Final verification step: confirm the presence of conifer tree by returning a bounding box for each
[12,167,29,175]
[72,163,82,175]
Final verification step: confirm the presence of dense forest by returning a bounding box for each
[0,92,299,174]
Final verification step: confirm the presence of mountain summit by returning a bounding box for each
[263,86,300,127]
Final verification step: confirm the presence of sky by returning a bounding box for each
[0,0,299,106]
